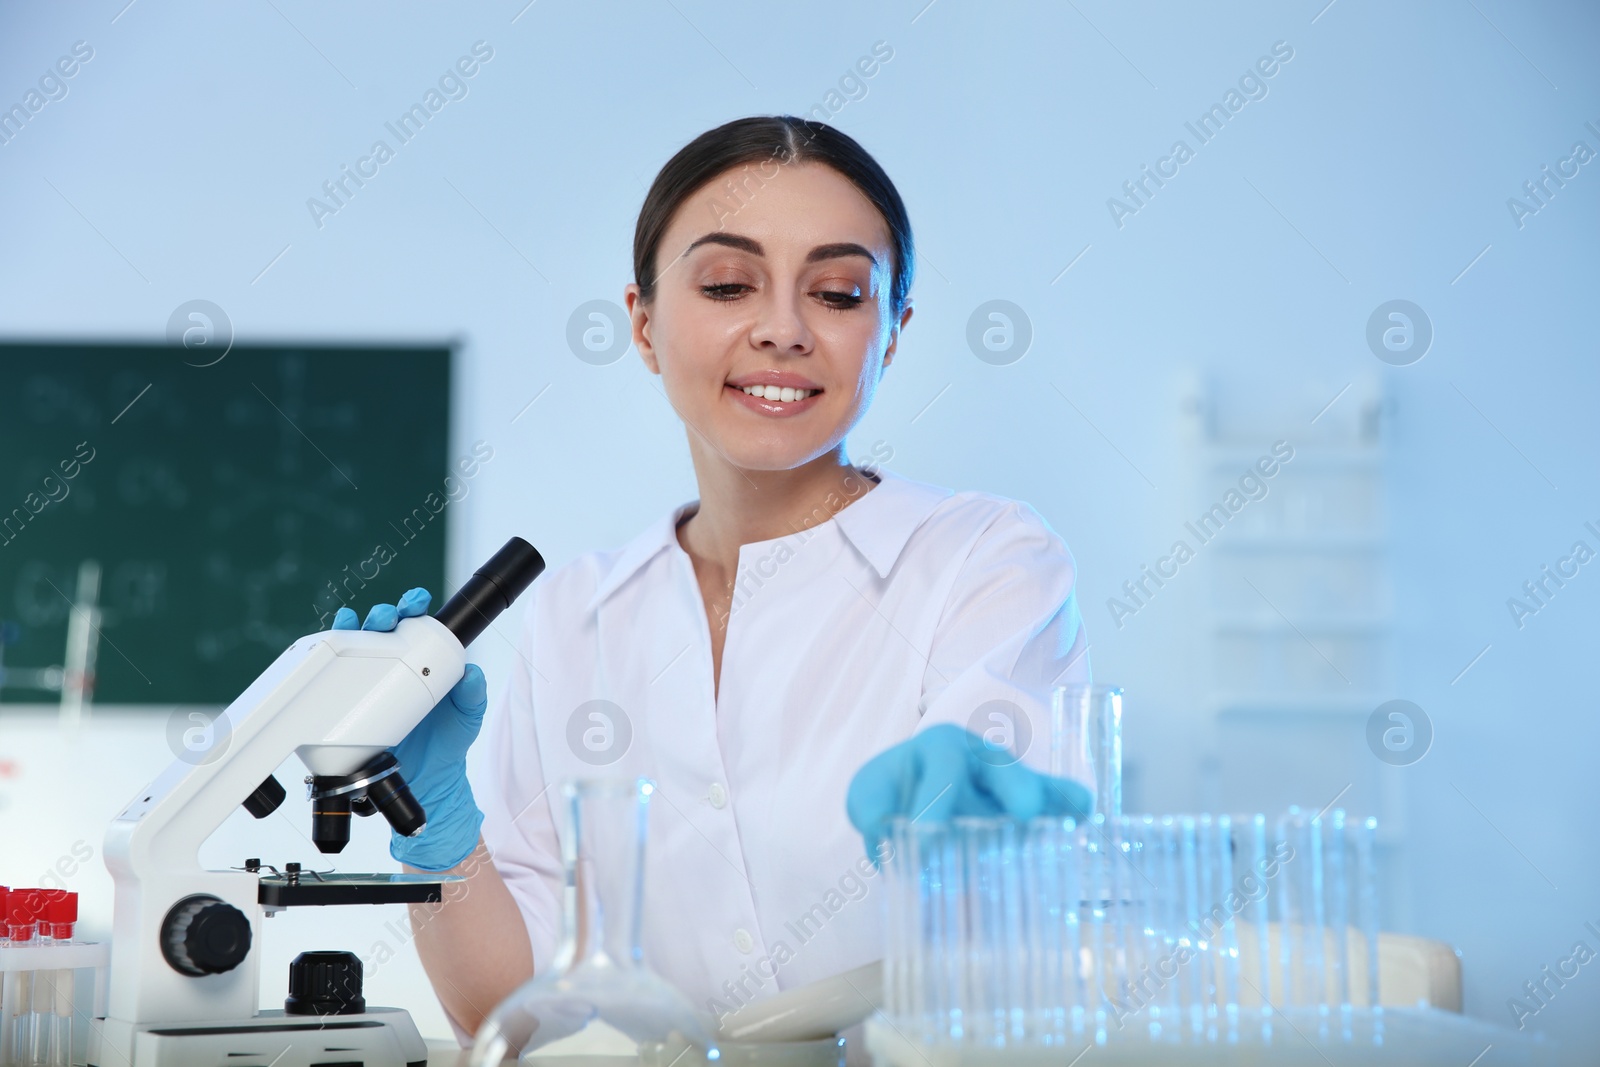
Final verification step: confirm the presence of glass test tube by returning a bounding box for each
[1213,815,1241,1044]
[1306,813,1328,1014]
[44,893,76,1067]
[1101,815,1127,1033]
[1119,816,1157,1042]
[1137,815,1175,1042]
[1061,817,1083,1041]
[1061,818,1085,1042]
[930,824,953,1045]
[1193,815,1219,1042]
[1182,815,1206,1046]
[1244,815,1273,1037]
[996,820,1025,1046]
[1325,812,1350,1030]
[960,819,994,1047]
[1081,816,1109,1045]
[1273,810,1299,1008]
[1020,818,1062,1046]
[25,891,47,1067]
[0,887,9,1067]
[1050,685,1123,819]
[882,819,909,1040]
[5,890,38,1067]
[32,898,56,1067]
[1356,817,1382,1015]
[1153,816,1182,1031]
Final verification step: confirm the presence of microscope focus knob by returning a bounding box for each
[160,895,252,977]
[285,950,365,1016]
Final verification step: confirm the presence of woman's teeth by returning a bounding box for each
[741,384,817,403]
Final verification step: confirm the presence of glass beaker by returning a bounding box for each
[468,778,718,1066]
[1050,685,1122,818]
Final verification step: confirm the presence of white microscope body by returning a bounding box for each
[90,539,544,1067]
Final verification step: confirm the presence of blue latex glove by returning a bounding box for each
[332,587,487,872]
[846,723,1093,862]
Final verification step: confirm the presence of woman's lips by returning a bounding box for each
[727,370,821,390]
[725,382,823,417]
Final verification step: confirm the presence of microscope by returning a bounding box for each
[90,538,545,1067]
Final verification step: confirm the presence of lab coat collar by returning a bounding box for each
[831,467,953,579]
[585,467,953,612]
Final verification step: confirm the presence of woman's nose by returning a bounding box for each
[747,290,814,354]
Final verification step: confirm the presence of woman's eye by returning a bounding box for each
[699,283,862,309]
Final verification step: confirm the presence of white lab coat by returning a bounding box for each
[471,467,1091,1050]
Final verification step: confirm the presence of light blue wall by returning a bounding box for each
[1,0,1595,1056]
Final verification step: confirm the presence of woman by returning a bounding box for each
[335,115,1093,1043]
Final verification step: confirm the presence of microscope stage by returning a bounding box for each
[258,873,464,909]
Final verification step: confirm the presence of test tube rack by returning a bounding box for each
[0,941,109,1067]
[870,808,1549,1065]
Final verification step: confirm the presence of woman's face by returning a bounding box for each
[626,161,911,472]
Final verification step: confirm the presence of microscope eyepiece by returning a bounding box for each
[433,536,545,647]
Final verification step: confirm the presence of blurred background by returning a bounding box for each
[0,0,1595,1056]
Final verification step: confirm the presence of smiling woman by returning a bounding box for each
[622,119,920,684]
[351,117,1097,1053]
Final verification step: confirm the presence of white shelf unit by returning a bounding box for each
[1200,434,1393,720]
[1179,372,1409,921]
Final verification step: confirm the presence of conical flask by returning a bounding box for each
[469,778,720,1065]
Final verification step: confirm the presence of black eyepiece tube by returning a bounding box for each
[433,536,545,647]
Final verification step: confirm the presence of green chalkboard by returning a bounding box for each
[0,343,451,706]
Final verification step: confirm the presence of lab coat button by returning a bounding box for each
[708,783,728,809]
[734,927,754,954]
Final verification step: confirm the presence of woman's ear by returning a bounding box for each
[624,284,660,374]
[881,299,913,371]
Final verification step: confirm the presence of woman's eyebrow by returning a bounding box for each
[680,232,879,266]
[806,241,878,266]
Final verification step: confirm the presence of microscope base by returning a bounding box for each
[90,1006,429,1067]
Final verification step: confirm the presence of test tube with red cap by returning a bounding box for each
[41,894,75,1067]
[0,886,9,1067]
[25,891,59,1067]
[3,889,39,1067]
[41,896,74,947]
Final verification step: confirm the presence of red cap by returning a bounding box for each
[47,892,78,937]
[8,889,38,926]
[46,892,77,924]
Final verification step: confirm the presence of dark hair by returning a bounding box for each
[633,116,915,315]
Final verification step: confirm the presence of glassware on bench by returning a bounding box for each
[876,806,1386,1061]
[1050,684,1123,818]
[468,778,718,1067]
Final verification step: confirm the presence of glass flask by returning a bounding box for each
[469,778,719,1065]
